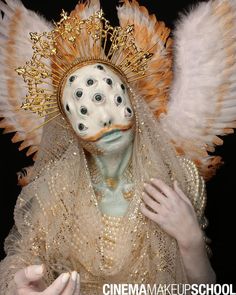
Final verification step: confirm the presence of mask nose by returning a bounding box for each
[99,112,113,128]
[102,118,112,127]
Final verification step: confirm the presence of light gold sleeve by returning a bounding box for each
[178,156,212,255]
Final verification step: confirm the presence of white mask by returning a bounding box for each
[61,63,135,154]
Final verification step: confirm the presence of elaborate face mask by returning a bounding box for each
[61,63,135,154]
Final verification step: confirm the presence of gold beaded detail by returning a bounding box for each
[178,156,211,255]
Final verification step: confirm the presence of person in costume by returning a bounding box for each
[1,0,236,293]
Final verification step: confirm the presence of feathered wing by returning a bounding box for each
[0,0,52,184]
[0,0,52,154]
[0,0,100,186]
[117,0,173,117]
[160,0,236,181]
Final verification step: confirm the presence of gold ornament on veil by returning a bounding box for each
[16,9,157,128]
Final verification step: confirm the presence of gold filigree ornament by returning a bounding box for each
[16,9,157,130]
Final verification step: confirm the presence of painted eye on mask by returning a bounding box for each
[124,106,133,118]
[65,103,71,113]
[114,95,124,106]
[75,89,83,100]
[120,83,125,92]
[96,64,104,70]
[92,93,105,103]
[69,75,77,83]
[80,106,88,115]
[104,77,113,86]
[86,78,95,86]
[78,123,88,132]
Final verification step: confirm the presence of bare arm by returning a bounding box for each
[178,229,216,284]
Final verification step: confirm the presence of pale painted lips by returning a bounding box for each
[82,123,133,142]
[99,129,123,142]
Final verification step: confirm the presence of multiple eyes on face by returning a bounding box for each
[69,64,126,91]
[65,64,133,133]
[66,94,130,115]
[66,74,128,115]
[68,93,125,112]
[71,75,126,104]
[65,102,133,133]
[73,80,125,96]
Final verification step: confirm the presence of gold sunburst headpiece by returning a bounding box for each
[16,9,157,127]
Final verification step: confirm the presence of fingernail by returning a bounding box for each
[61,273,70,283]
[34,264,44,275]
[71,271,77,281]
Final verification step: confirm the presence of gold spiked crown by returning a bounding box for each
[16,9,155,125]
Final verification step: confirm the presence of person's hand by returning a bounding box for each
[14,264,80,295]
[140,179,203,249]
